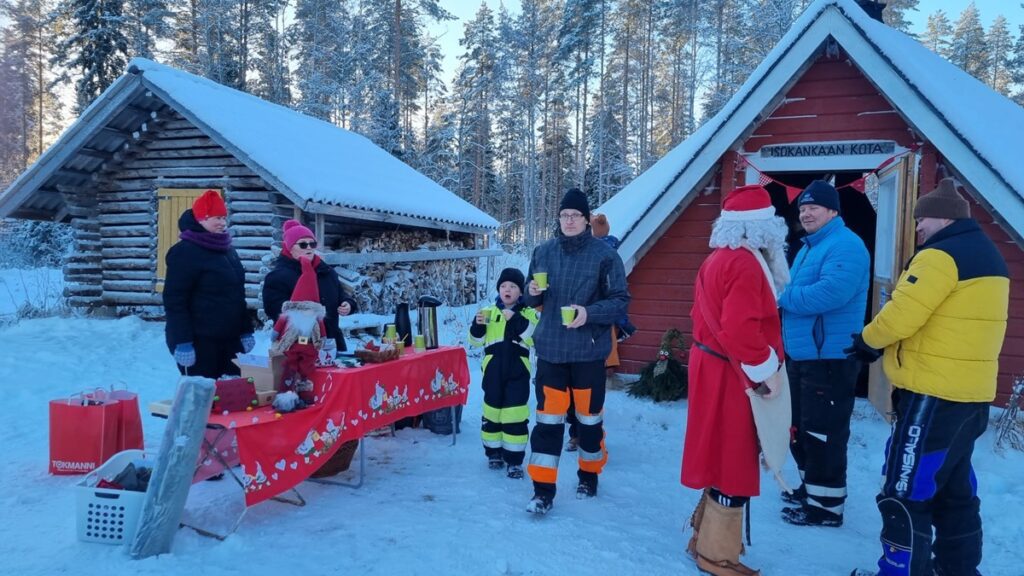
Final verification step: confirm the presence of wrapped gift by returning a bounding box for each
[211,377,258,413]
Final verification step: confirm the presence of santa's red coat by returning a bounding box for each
[681,247,783,497]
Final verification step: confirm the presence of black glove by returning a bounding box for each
[843,332,883,364]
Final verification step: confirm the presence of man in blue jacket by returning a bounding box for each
[778,180,870,527]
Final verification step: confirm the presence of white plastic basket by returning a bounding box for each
[75,449,150,545]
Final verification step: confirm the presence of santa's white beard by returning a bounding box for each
[710,216,791,293]
[283,309,318,336]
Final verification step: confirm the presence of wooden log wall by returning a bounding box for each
[257,223,479,319]
[90,109,276,309]
[60,187,103,307]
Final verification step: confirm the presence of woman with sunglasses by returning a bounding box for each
[262,219,358,354]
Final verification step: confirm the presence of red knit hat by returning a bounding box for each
[720,185,776,221]
[192,189,226,220]
[290,256,321,302]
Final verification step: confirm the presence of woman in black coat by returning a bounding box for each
[163,190,254,378]
[262,219,358,352]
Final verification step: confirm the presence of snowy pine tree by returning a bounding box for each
[52,0,130,113]
[985,15,1013,96]
[923,9,953,58]
[949,3,988,81]
[124,0,171,58]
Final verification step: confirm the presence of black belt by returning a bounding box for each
[694,341,728,362]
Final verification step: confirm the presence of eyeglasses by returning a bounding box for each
[296,241,318,249]
[558,213,585,222]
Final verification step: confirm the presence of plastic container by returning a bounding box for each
[75,449,149,545]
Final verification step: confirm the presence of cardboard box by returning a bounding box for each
[232,353,285,394]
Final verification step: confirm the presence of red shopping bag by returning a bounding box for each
[88,387,145,452]
[48,395,118,475]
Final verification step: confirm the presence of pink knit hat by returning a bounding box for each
[283,219,316,252]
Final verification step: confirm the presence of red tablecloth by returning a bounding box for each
[207,346,470,506]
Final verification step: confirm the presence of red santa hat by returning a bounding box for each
[290,256,321,303]
[719,185,776,221]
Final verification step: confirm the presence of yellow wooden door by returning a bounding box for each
[156,188,220,292]
[867,155,918,420]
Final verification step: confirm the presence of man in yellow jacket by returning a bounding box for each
[845,179,1008,576]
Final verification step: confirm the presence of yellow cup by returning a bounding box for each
[396,341,405,355]
[561,306,576,326]
[414,334,426,351]
[385,324,397,341]
[534,272,548,290]
[479,309,491,324]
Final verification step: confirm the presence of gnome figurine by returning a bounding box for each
[271,256,326,407]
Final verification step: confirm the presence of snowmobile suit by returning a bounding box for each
[468,300,538,466]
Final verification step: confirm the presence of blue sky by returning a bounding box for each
[429,0,1023,81]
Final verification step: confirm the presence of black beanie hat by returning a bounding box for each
[798,180,841,213]
[496,267,525,293]
[559,188,590,221]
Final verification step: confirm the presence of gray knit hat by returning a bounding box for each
[913,178,970,220]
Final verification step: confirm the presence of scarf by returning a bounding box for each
[180,229,233,252]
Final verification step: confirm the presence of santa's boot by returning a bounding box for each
[686,489,710,560]
[695,498,760,576]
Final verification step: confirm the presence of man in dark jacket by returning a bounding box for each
[163,190,253,378]
[262,219,358,353]
[523,188,630,515]
[847,179,1008,576]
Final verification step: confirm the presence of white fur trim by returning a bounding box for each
[741,347,779,383]
[719,206,776,221]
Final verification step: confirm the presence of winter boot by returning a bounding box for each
[780,484,806,505]
[526,494,553,515]
[781,504,843,527]
[506,464,524,479]
[694,498,760,576]
[686,489,710,560]
[849,570,878,576]
[576,472,598,499]
[488,454,504,470]
[565,437,579,452]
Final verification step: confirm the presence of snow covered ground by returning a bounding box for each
[0,271,1022,575]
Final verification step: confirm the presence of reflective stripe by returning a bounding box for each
[575,411,603,426]
[806,484,848,498]
[536,413,566,425]
[528,464,558,483]
[579,448,605,461]
[500,405,529,423]
[807,431,828,443]
[502,439,527,452]
[519,356,533,374]
[529,452,560,469]
[481,355,492,373]
[806,498,844,514]
[482,403,501,422]
[482,439,503,448]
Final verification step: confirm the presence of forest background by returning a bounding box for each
[1,0,1023,267]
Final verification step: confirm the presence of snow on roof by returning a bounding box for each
[598,0,1024,271]
[131,58,497,231]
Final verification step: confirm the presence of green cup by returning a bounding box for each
[534,272,548,291]
[560,306,576,326]
[414,334,426,351]
[385,323,397,341]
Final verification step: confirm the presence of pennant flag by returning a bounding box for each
[785,186,802,203]
[847,178,866,193]
[757,172,774,186]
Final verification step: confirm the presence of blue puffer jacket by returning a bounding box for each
[779,217,870,360]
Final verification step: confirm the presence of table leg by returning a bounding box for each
[306,438,365,489]
[450,406,457,447]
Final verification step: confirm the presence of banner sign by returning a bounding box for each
[761,141,896,158]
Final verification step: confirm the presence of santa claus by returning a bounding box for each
[271,256,326,409]
[681,184,790,576]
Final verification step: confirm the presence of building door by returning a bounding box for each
[156,188,217,293]
[867,154,918,420]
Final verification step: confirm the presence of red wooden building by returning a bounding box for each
[599,0,1024,406]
